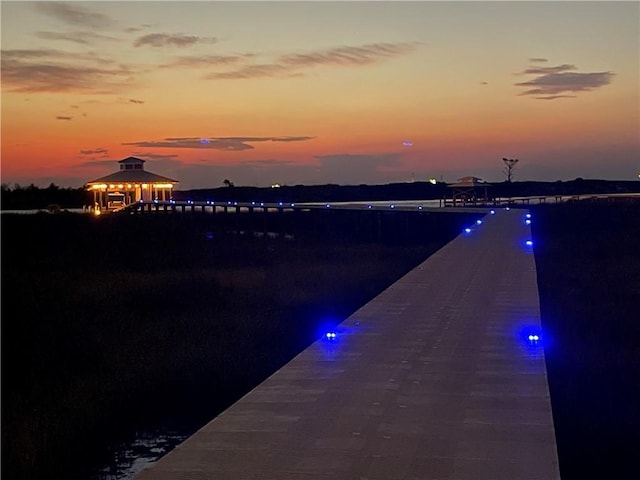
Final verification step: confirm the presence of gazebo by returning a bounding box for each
[86,157,179,212]
[447,176,492,206]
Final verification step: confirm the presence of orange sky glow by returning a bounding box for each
[2,1,638,189]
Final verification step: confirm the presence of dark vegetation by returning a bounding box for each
[178,179,640,204]
[2,197,638,480]
[1,209,479,480]
[532,202,640,479]
[2,179,639,210]
[1,183,86,210]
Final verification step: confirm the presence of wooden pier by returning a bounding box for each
[135,208,560,480]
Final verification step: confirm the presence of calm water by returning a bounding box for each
[92,428,189,480]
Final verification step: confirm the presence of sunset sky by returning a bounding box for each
[2,1,638,190]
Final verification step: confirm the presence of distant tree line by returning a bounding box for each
[1,183,88,210]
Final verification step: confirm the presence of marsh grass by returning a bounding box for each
[2,211,475,479]
[532,202,640,479]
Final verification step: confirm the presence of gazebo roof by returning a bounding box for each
[448,176,492,188]
[86,156,178,185]
[86,170,179,184]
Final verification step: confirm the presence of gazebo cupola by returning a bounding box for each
[86,156,179,212]
[119,157,145,171]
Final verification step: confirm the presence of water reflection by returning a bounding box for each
[92,428,188,480]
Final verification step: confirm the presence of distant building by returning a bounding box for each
[447,176,492,206]
[85,157,179,212]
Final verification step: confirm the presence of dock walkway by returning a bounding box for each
[136,209,560,480]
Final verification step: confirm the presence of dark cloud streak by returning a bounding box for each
[206,42,420,80]
[122,136,316,151]
[515,61,614,100]
[36,31,122,45]
[134,33,216,48]
[35,2,114,29]
[1,48,135,93]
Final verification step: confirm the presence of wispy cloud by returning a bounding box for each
[134,33,217,48]
[122,136,316,151]
[280,42,420,67]
[515,61,614,100]
[160,54,241,69]
[80,148,109,156]
[35,2,114,29]
[56,115,72,120]
[1,48,135,93]
[36,30,122,45]
[520,64,576,75]
[76,159,119,168]
[206,64,295,80]
[528,57,548,63]
[129,99,144,104]
[132,152,180,161]
[534,95,577,100]
[206,42,421,80]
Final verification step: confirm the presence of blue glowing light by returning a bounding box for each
[464,228,472,233]
[325,204,331,208]
[200,138,210,144]
[490,210,495,215]
[476,220,482,225]
[367,205,372,209]
[525,219,531,225]
[526,213,531,219]
[278,202,283,206]
[390,204,395,209]
[325,332,337,340]
[260,202,264,206]
[525,240,533,246]
[251,201,255,205]
[290,203,295,207]
[528,334,540,342]
[418,206,423,210]
[505,207,510,211]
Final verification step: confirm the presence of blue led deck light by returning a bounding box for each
[490,210,495,215]
[528,334,540,342]
[368,205,372,209]
[526,213,531,219]
[525,219,531,225]
[325,332,337,340]
[476,220,482,225]
[418,206,423,210]
[525,240,533,247]
[278,202,283,206]
[390,204,395,209]
[464,228,472,234]
[325,204,331,208]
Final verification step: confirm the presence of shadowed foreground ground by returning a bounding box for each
[1,211,474,480]
[2,203,638,479]
[532,202,640,479]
